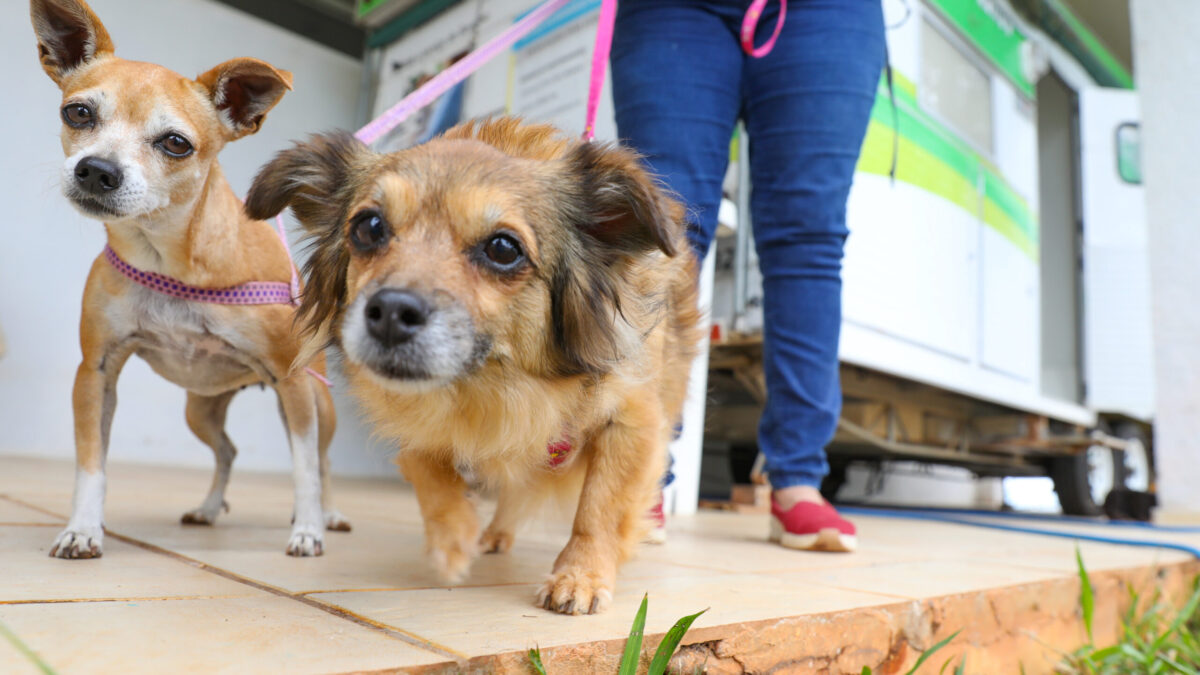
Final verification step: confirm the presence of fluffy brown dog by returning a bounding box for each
[245,118,700,614]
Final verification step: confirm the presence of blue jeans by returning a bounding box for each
[612,0,884,490]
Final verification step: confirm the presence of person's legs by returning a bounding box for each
[742,0,884,522]
[612,2,743,536]
[611,0,744,258]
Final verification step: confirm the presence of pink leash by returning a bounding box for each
[352,0,778,143]
[741,0,786,58]
[356,0,574,145]
[582,0,617,141]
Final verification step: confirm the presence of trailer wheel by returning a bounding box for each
[1051,444,1118,516]
[1114,423,1152,492]
[821,459,849,502]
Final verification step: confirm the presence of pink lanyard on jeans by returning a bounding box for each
[585,0,784,140]
[741,0,786,57]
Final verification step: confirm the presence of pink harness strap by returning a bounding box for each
[104,245,294,305]
[103,237,330,387]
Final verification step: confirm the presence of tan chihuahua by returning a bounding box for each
[31,0,347,559]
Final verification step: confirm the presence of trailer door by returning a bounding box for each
[1078,87,1153,420]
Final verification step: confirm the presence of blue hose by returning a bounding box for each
[838,503,1200,534]
[838,505,1200,559]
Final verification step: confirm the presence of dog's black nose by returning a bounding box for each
[74,156,123,195]
[365,289,430,347]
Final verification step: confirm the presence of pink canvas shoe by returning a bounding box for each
[768,499,856,552]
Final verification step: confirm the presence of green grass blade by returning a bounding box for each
[619,594,649,675]
[1157,651,1195,674]
[528,646,548,675]
[938,655,955,674]
[904,630,960,675]
[0,619,57,675]
[1119,643,1147,662]
[1086,645,1121,662]
[953,656,967,675]
[1153,584,1200,654]
[1076,546,1095,644]
[648,608,707,675]
[861,667,871,675]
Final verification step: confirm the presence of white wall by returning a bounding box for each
[1130,0,1200,510]
[0,0,399,477]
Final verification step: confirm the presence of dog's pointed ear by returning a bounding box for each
[197,58,293,139]
[31,0,115,84]
[246,131,371,339]
[549,141,687,376]
[566,141,682,258]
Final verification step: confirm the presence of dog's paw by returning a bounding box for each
[285,527,324,557]
[324,510,353,532]
[426,523,480,583]
[479,527,513,554]
[181,500,229,526]
[49,527,104,559]
[536,568,614,615]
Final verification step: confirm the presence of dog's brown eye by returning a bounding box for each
[482,234,525,270]
[62,104,94,129]
[155,133,193,158]
[349,210,389,252]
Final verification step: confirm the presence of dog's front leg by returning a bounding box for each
[538,399,667,615]
[480,486,520,554]
[275,374,326,556]
[51,348,130,559]
[396,452,480,583]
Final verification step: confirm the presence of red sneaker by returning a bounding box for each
[768,499,857,552]
[645,496,667,544]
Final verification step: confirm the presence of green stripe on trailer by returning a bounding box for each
[927,0,1033,96]
[984,197,1037,258]
[358,0,392,19]
[367,0,461,48]
[859,85,1038,259]
[858,119,979,218]
[891,69,918,101]
[983,172,1036,242]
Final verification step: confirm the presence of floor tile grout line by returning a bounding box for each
[299,582,538,596]
[0,594,261,606]
[0,494,467,664]
[0,497,65,520]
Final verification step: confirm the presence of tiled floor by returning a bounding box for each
[0,455,1197,674]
